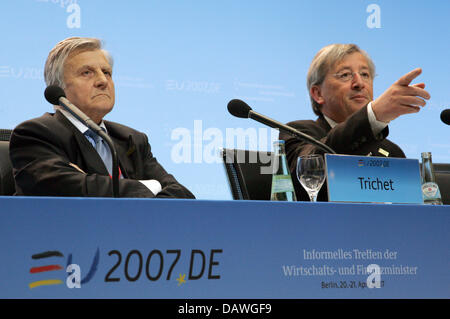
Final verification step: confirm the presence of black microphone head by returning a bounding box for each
[440,109,450,125]
[227,99,252,118]
[44,85,66,105]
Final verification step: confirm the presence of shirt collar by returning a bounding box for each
[54,105,107,134]
[323,114,338,128]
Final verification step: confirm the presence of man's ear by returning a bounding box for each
[310,85,324,105]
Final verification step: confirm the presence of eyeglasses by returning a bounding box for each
[332,70,374,82]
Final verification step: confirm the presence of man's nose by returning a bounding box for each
[351,72,365,90]
[94,71,108,88]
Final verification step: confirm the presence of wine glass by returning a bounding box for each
[296,155,326,202]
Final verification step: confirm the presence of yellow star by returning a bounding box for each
[176,273,186,286]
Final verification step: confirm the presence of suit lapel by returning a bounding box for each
[105,123,139,179]
[111,136,131,178]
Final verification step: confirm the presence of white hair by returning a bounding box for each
[44,37,113,89]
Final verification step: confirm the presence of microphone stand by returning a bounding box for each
[248,110,336,154]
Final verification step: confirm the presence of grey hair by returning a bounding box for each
[307,44,375,116]
[44,37,113,89]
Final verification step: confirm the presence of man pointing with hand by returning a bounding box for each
[371,68,429,123]
[280,43,430,201]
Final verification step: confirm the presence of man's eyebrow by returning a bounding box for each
[75,64,112,72]
[335,65,370,72]
[75,64,93,72]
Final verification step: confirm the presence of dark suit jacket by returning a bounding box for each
[9,111,195,199]
[279,106,405,201]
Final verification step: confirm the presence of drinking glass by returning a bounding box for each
[296,155,326,202]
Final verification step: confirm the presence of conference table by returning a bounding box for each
[0,196,448,299]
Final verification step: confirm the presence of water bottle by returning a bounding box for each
[270,140,297,201]
[421,152,443,205]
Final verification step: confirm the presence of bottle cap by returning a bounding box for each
[421,152,432,159]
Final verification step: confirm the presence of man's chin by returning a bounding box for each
[93,101,114,109]
[88,105,114,120]
[350,97,368,105]
[349,99,368,111]
[102,106,114,116]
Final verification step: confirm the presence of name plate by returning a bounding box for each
[325,154,423,204]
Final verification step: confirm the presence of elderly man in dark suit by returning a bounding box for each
[280,44,430,201]
[10,37,195,199]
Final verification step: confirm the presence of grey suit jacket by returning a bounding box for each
[10,111,195,199]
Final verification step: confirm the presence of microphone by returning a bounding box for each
[440,109,450,125]
[44,85,120,198]
[227,99,336,154]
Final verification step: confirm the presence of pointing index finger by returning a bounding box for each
[396,68,422,86]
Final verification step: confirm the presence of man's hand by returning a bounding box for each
[371,68,430,123]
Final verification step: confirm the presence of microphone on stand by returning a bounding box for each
[227,99,336,154]
[44,85,120,198]
[440,109,450,125]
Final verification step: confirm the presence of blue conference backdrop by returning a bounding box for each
[0,0,449,200]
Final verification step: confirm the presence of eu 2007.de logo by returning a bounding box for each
[28,248,223,290]
[29,249,99,289]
